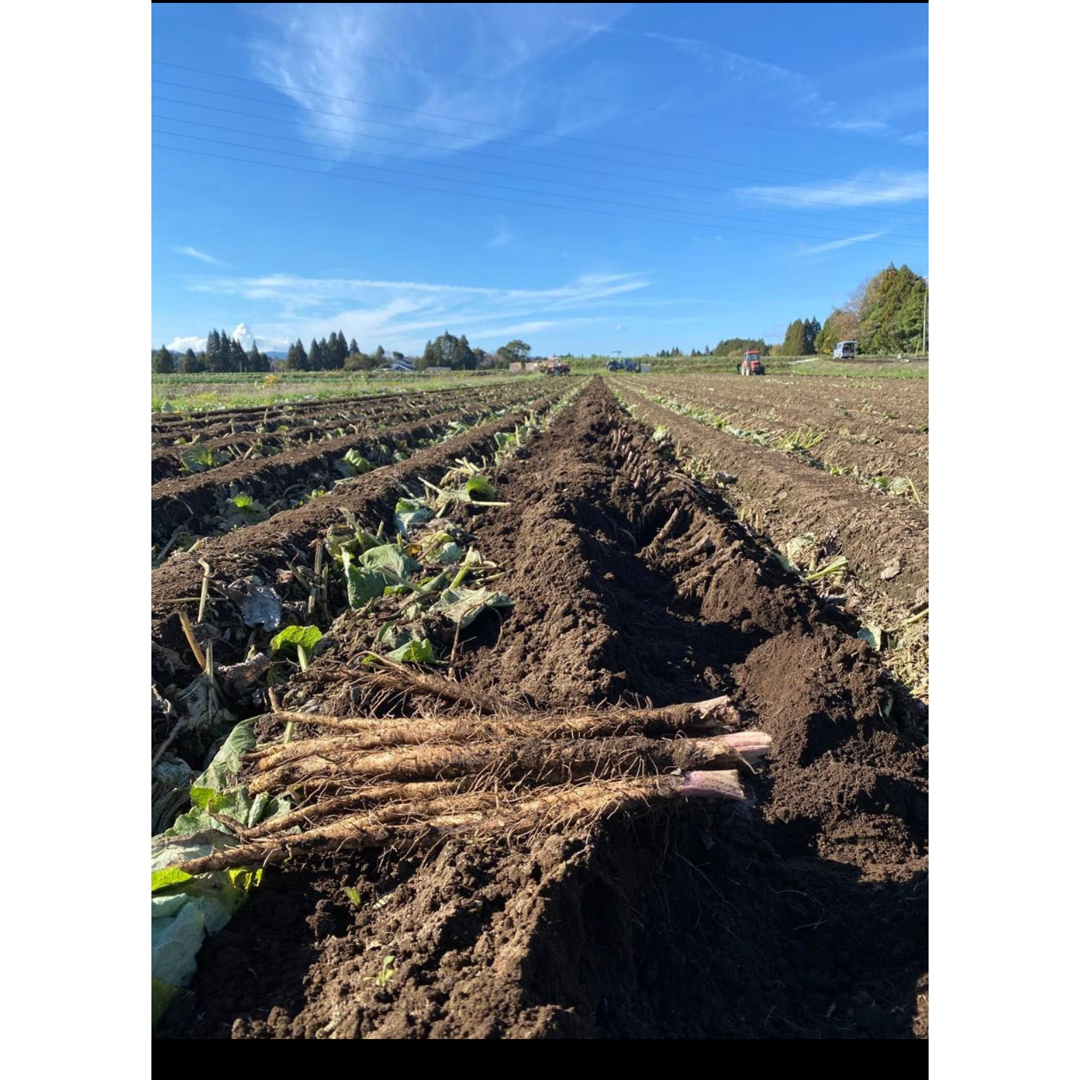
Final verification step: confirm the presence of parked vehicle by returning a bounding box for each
[832,340,857,360]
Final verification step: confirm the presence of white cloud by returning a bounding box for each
[230,322,255,349]
[247,4,630,159]
[794,232,884,256]
[178,246,226,266]
[614,323,624,331]
[185,270,649,353]
[739,170,928,209]
[829,119,890,134]
[165,335,207,353]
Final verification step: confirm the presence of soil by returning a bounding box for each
[150,392,540,545]
[638,375,929,501]
[152,391,563,682]
[158,379,927,1040]
[150,388,515,482]
[618,386,928,613]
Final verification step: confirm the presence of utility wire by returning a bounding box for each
[154,116,927,241]
[152,16,929,161]
[152,99,929,232]
[152,62,930,196]
[152,80,929,219]
[153,139,927,250]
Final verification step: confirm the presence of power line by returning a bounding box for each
[153,14,928,157]
[152,80,930,219]
[154,116,929,241]
[152,97,930,231]
[153,139,927,250]
[152,61,930,195]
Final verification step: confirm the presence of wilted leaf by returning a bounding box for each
[386,637,436,663]
[394,498,434,536]
[430,586,512,628]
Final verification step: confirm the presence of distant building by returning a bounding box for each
[389,358,416,372]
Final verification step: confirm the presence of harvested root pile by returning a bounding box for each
[169,691,770,876]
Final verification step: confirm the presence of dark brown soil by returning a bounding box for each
[152,391,564,682]
[151,396,534,546]
[618,386,928,613]
[150,385,492,440]
[158,380,927,1040]
[150,388,524,482]
[636,375,929,501]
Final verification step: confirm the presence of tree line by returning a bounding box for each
[152,328,542,374]
[152,329,273,374]
[639,264,928,359]
[812,264,928,356]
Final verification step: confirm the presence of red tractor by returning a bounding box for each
[740,350,766,376]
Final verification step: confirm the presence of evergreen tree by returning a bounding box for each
[327,330,348,370]
[450,334,478,370]
[374,345,386,364]
[348,338,360,355]
[286,339,310,371]
[309,337,325,371]
[152,345,175,374]
[780,319,806,356]
[205,329,224,372]
[179,347,204,374]
[229,337,248,372]
[802,317,822,355]
[247,344,269,372]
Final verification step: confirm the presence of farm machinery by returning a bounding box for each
[740,350,766,375]
[538,359,571,375]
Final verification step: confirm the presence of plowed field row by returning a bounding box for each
[154,380,926,1040]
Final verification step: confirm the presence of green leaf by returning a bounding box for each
[151,867,194,892]
[335,450,372,477]
[465,475,498,501]
[359,544,419,578]
[386,637,436,663]
[270,624,324,655]
[342,550,386,608]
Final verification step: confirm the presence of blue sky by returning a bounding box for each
[152,3,928,356]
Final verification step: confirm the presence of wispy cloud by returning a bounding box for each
[827,44,928,80]
[898,130,929,147]
[178,246,226,266]
[794,232,884,256]
[246,4,630,159]
[739,170,928,209]
[487,215,516,249]
[828,86,928,140]
[186,270,650,353]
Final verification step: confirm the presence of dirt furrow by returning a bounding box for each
[150,386,542,481]
[160,379,926,1041]
[152,390,565,679]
